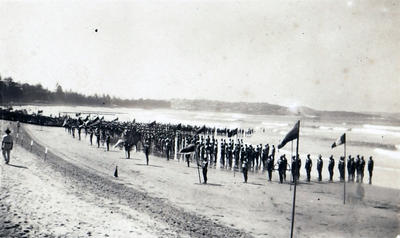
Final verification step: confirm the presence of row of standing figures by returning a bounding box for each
[65,127,375,185]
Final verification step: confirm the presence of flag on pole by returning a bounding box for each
[332,133,346,148]
[180,144,196,153]
[195,125,206,135]
[149,121,156,127]
[278,121,300,149]
[228,128,238,137]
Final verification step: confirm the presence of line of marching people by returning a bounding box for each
[273,154,374,184]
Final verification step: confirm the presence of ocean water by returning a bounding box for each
[16,105,400,189]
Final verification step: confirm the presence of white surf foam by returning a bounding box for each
[374,146,400,159]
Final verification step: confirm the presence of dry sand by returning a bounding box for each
[1,120,399,237]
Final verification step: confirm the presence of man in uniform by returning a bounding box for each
[355,155,361,182]
[165,138,171,160]
[360,156,366,183]
[282,154,288,181]
[305,154,312,182]
[220,139,225,168]
[2,128,13,164]
[105,133,111,151]
[338,156,345,181]
[296,155,301,180]
[144,137,151,165]
[347,156,353,182]
[328,155,335,182]
[242,155,249,183]
[278,155,285,183]
[267,155,274,181]
[350,156,356,182]
[270,145,276,161]
[291,156,298,182]
[262,144,269,170]
[317,154,323,182]
[368,156,374,184]
[201,154,209,184]
[185,153,191,167]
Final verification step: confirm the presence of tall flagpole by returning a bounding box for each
[343,134,346,205]
[290,120,300,238]
[290,140,293,191]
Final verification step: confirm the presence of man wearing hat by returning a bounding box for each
[2,128,13,164]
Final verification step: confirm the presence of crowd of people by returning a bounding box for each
[60,113,376,186]
[0,107,375,186]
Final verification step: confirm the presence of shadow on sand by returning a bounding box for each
[135,163,163,168]
[7,164,28,169]
[194,183,223,187]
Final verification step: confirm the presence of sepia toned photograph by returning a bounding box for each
[0,0,399,237]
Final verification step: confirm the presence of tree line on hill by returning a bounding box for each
[0,76,170,109]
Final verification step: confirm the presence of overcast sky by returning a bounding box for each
[1,0,399,113]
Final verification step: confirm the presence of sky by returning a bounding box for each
[0,0,399,113]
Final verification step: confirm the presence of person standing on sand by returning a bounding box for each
[360,156,366,183]
[328,155,335,182]
[305,154,312,182]
[338,157,345,181]
[201,155,208,184]
[278,155,285,183]
[2,128,13,164]
[347,156,353,181]
[185,153,190,167]
[165,138,171,161]
[282,155,288,181]
[355,155,361,182]
[267,155,274,181]
[16,121,20,133]
[317,155,323,182]
[89,128,93,145]
[368,156,374,184]
[95,128,101,148]
[144,138,150,165]
[291,156,297,182]
[242,156,249,183]
[106,133,111,151]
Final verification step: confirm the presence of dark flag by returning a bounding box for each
[112,117,119,122]
[332,133,346,148]
[38,110,43,114]
[180,144,196,153]
[176,123,182,130]
[87,117,100,127]
[278,121,300,149]
[149,121,156,127]
[228,128,238,137]
[83,115,90,122]
[195,125,206,135]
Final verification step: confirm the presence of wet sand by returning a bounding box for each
[1,120,399,237]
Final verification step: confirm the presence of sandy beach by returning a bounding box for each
[1,120,399,237]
